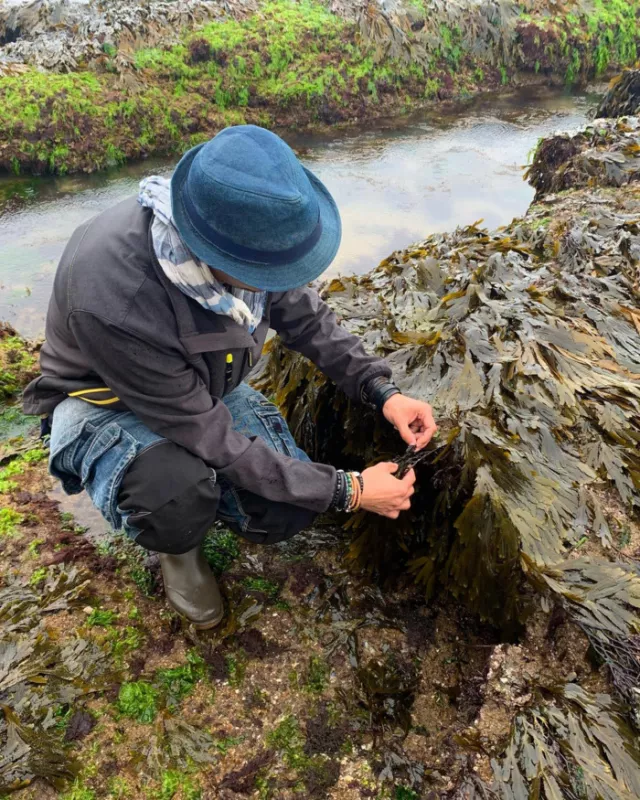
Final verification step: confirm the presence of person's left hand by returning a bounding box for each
[382,394,437,450]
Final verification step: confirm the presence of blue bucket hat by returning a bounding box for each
[170,125,342,292]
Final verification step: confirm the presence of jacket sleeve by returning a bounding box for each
[68,310,336,512]
[269,287,392,401]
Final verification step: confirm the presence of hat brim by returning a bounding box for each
[170,143,342,293]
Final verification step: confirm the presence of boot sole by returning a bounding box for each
[192,611,224,630]
[166,601,224,630]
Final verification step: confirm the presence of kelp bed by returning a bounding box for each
[255,113,640,796]
[1,0,640,175]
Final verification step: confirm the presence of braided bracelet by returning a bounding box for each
[348,471,363,512]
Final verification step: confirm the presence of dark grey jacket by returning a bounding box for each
[23,198,391,512]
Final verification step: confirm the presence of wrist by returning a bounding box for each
[361,375,401,412]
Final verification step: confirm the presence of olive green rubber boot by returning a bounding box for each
[159,545,224,630]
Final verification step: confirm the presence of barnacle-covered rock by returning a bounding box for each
[0,0,255,73]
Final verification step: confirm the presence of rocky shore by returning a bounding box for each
[1,69,640,800]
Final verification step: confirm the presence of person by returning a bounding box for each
[23,126,437,629]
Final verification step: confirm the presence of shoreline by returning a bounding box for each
[0,0,638,177]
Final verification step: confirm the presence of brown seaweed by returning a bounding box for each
[490,684,640,800]
[0,566,110,790]
[597,69,640,119]
[255,115,640,796]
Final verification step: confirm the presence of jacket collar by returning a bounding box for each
[146,216,271,355]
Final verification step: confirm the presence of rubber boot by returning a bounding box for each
[159,545,224,630]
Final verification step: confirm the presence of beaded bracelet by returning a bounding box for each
[332,470,350,512]
[332,470,364,512]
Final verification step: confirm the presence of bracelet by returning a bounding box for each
[332,470,350,512]
[347,471,362,512]
[345,471,354,511]
[331,470,343,508]
[332,470,364,512]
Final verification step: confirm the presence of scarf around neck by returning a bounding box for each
[138,176,266,333]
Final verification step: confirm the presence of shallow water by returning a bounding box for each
[0,86,599,337]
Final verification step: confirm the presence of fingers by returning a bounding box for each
[415,425,437,449]
[401,468,416,487]
[395,419,417,447]
[382,461,399,474]
[415,408,438,449]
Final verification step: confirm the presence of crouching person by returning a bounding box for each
[23,126,437,628]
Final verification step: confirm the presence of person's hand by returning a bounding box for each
[360,462,416,519]
[382,394,437,450]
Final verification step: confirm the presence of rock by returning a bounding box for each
[0,0,256,73]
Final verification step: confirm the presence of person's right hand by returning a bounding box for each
[360,462,416,519]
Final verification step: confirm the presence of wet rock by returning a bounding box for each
[63,709,96,742]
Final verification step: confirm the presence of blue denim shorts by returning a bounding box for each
[49,382,310,541]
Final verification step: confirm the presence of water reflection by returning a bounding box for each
[0,86,599,337]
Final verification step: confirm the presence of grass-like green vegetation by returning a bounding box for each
[156,651,207,706]
[2,0,638,176]
[86,608,118,627]
[518,0,639,84]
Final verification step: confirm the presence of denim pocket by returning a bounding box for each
[85,427,139,530]
[253,401,297,457]
[50,418,96,495]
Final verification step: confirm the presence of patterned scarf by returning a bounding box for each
[138,176,266,333]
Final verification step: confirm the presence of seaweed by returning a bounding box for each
[0,565,110,790]
[597,69,640,119]
[0,705,75,792]
[256,115,640,795]
[526,115,640,200]
[354,654,418,737]
[490,684,640,800]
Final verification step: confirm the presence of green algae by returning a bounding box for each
[304,655,329,695]
[86,609,118,628]
[202,525,241,575]
[0,507,24,537]
[0,328,38,400]
[156,651,207,706]
[116,681,159,724]
[158,770,201,800]
[0,448,48,495]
